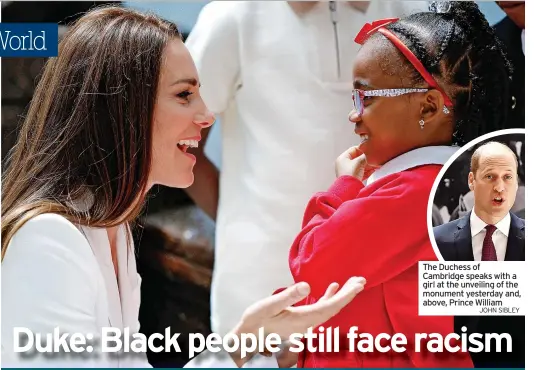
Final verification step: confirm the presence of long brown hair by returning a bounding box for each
[1,6,181,258]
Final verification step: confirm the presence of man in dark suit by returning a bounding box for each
[433,141,525,368]
[495,1,525,129]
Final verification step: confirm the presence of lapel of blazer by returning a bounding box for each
[116,225,140,331]
[79,225,124,330]
[505,213,525,261]
[454,213,475,261]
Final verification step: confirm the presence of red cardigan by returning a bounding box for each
[289,165,473,368]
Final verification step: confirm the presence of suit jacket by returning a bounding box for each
[2,214,269,368]
[494,16,525,129]
[433,211,525,262]
[433,212,525,368]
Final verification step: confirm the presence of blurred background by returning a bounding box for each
[432,133,525,227]
[0,1,512,367]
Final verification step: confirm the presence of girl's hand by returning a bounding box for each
[335,146,378,181]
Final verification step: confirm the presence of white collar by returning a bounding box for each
[470,210,511,238]
[521,29,525,55]
[366,146,459,185]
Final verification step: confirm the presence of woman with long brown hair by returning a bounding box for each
[1,6,365,367]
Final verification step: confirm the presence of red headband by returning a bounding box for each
[354,18,453,108]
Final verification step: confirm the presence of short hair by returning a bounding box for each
[470,141,519,174]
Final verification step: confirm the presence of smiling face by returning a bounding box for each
[349,37,452,166]
[149,39,214,189]
[469,143,519,224]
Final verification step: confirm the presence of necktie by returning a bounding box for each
[481,225,497,261]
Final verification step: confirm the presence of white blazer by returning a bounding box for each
[1,213,277,368]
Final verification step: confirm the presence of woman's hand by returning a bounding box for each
[229,276,366,367]
[335,146,378,181]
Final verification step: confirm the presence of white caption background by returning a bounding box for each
[418,261,525,316]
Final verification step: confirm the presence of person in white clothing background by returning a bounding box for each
[0,6,366,368]
[184,0,428,336]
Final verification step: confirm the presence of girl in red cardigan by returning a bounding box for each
[289,2,514,368]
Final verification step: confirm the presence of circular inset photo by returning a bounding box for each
[428,129,525,262]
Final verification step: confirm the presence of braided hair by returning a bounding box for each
[369,1,513,146]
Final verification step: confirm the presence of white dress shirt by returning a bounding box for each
[1,213,277,368]
[521,30,525,54]
[470,211,511,261]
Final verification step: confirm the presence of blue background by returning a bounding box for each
[0,23,58,57]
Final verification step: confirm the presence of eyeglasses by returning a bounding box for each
[352,88,450,117]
